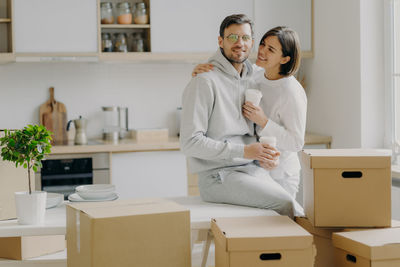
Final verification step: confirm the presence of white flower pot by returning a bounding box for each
[14,191,47,225]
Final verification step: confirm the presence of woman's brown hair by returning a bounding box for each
[260,26,301,76]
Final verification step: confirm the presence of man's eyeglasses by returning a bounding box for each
[225,34,253,43]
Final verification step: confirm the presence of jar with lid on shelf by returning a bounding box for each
[100,2,114,24]
[114,33,128,52]
[102,33,113,52]
[116,2,132,24]
[133,2,148,24]
[131,32,145,52]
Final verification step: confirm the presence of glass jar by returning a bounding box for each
[100,2,114,24]
[133,2,148,24]
[116,2,132,24]
[114,33,128,52]
[102,106,119,142]
[101,33,113,52]
[131,33,145,52]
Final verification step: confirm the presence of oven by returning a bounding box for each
[35,153,110,199]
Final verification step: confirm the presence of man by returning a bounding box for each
[180,14,295,217]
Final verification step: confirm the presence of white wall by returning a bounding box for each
[303,0,385,148]
[0,62,194,138]
[1,0,387,149]
[360,0,385,148]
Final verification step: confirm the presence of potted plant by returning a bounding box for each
[0,125,52,225]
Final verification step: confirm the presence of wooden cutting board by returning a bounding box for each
[39,87,67,145]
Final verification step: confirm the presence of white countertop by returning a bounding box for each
[0,204,66,237]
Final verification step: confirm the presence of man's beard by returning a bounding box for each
[220,48,248,64]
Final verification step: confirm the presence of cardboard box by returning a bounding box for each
[295,217,400,267]
[0,159,34,220]
[301,149,391,227]
[332,228,400,266]
[66,198,191,267]
[211,216,315,267]
[0,235,65,260]
[131,128,169,143]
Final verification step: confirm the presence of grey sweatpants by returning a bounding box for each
[198,163,297,219]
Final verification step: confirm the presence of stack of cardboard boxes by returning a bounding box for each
[297,149,400,266]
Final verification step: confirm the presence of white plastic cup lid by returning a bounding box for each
[245,89,263,106]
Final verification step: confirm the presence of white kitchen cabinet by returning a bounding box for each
[13,0,97,53]
[111,150,187,199]
[150,0,253,53]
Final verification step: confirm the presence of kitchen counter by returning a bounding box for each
[392,164,400,183]
[50,133,332,154]
[51,137,180,154]
[304,132,332,148]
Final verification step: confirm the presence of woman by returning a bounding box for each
[192,26,307,201]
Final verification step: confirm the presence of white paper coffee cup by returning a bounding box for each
[259,136,277,147]
[245,89,262,106]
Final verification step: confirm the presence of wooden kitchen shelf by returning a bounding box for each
[0,53,14,63]
[99,52,211,63]
[0,0,13,59]
[98,0,151,54]
[101,24,150,29]
[98,51,313,63]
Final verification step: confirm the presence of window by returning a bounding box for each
[394,0,400,141]
[388,0,400,162]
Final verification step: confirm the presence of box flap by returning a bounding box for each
[332,228,400,260]
[301,149,391,169]
[67,198,189,218]
[295,217,345,239]
[213,216,312,252]
[211,219,227,252]
[296,218,400,240]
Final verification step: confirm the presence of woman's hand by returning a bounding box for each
[192,64,214,77]
[242,101,269,128]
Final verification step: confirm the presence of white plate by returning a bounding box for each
[75,184,115,193]
[46,193,64,209]
[76,190,116,200]
[68,192,118,202]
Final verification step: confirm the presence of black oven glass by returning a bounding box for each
[41,158,93,199]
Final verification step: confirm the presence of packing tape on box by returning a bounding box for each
[76,210,80,253]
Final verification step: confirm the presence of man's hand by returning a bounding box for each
[260,158,280,170]
[192,64,214,77]
[244,143,280,161]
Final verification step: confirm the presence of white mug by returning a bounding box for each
[259,136,277,147]
[245,89,262,106]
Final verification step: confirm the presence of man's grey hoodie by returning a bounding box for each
[180,49,257,175]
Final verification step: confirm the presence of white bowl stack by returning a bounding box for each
[74,184,117,201]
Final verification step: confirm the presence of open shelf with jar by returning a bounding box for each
[98,0,151,59]
[0,0,14,62]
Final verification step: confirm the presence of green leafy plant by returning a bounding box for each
[0,125,52,194]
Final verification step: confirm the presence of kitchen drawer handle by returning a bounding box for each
[259,253,281,261]
[346,254,357,263]
[342,171,363,178]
